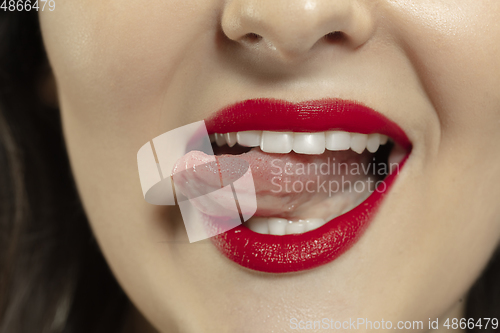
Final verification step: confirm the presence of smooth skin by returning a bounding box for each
[39,0,500,332]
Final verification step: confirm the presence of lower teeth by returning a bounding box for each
[245,182,376,235]
[246,217,327,235]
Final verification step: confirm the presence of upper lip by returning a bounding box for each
[204,98,412,151]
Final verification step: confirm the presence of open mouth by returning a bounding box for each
[202,98,412,273]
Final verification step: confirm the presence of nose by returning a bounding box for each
[221,0,375,59]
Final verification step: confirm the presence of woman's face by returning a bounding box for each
[40,1,500,332]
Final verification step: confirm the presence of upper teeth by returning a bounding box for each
[210,131,389,155]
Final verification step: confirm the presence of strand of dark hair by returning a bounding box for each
[0,11,128,333]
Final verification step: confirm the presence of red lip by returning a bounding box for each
[204,98,412,273]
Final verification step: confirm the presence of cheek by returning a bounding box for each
[38,1,224,224]
[370,0,500,317]
[383,0,500,218]
[383,0,500,138]
[39,0,219,140]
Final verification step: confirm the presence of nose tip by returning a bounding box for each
[221,0,375,59]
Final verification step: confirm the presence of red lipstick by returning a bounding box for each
[204,98,411,273]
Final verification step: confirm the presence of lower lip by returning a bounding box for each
[210,157,407,273]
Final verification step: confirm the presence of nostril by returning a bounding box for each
[324,31,345,43]
[243,32,263,43]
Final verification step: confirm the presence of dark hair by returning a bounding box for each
[0,11,127,333]
[0,9,498,333]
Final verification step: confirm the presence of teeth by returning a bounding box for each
[366,133,381,153]
[212,131,390,155]
[214,133,226,147]
[293,132,326,154]
[350,133,368,154]
[304,218,326,231]
[261,131,293,154]
[246,217,269,234]
[224,132,237,147]
[286,220,306,234]
[246,217,327,235]
[268,218,288,235]
[237,131,262,147]
[325,131,351,151]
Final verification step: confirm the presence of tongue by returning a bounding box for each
[172,148,374,219]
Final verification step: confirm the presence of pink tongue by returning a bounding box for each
[172,148,371,217]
